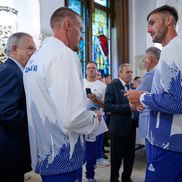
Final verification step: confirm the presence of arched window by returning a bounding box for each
[92,7,111,75]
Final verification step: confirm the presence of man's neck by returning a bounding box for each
[86,77,97,82]
[161,30,177,47]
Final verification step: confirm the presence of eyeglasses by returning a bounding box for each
[86,67,96,70]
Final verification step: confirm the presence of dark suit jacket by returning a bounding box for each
[104,79,133,136]
[0,58,31,175]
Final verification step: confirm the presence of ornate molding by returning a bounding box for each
[0,6,18,15]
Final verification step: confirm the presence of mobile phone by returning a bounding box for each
[85,88,92,96]
[121,89,127,94]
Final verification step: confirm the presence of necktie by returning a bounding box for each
[125,84,130,91]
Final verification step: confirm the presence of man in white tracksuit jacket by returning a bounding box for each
[23,7,99,182]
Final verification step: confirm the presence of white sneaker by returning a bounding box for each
[96,158,110,166]
[88,178,96,182]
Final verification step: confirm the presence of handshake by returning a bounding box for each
[124,90,145,111]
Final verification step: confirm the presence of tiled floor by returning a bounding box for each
[25,148,146,182]
[82,148,146,182]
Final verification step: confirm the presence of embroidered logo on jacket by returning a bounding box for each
[25,64,38,73]
[148,163,155,172]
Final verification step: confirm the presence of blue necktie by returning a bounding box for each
[125,84,130,91]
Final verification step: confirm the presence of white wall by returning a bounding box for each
[165,0,182,37]
[0,0,41,47]
[129,0,156,77]
[111,28,118,79]
[39,0,65,36]
[15,0,41,46]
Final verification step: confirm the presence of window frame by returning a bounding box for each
[65,0,113,76]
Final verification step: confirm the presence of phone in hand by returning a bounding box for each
[121,89,127,94]
[85,88,92,97]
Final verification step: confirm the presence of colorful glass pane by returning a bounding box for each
[94,0,107,7]
[68,0,111,76]
[68,0,86,76]
[68,0,81,15]
[92,8,110,74]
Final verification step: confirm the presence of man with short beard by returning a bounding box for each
[126,5,182,181]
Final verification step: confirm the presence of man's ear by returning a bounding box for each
[12,45,18,54]
[165,15,173,26]
[65,18,72,31]
[148,56,152,63]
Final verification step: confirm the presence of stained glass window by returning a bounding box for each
[92,8,110,74]
[67,0,86,76]
[67,0,111,76]
[94,0,107,7]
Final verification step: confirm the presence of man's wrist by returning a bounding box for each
[140,93,147,107]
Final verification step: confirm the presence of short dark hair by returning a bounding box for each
[86,61,97,67]
[147,5,178,23]
[103,74,110,78]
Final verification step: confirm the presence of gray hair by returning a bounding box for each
[6,32,32,56]
[145,47,161,60]
[119,63,131,73]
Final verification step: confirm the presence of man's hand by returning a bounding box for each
[137,104,144,112]
[88,93,104,108]
[88,93,97,102]
[124,90,144,106]
[129,104,136,111]
[95,110,102,123]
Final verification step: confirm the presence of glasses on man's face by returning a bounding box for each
[86,67,96,70]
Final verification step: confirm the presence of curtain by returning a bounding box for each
[113,0,129,64]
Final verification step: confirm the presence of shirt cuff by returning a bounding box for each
[140,93,149,108]
[140,93,148,107]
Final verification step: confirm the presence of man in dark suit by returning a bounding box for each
[104,64,136,182]
[0,32,36,182]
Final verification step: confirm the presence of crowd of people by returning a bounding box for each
[0,4,181,182]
